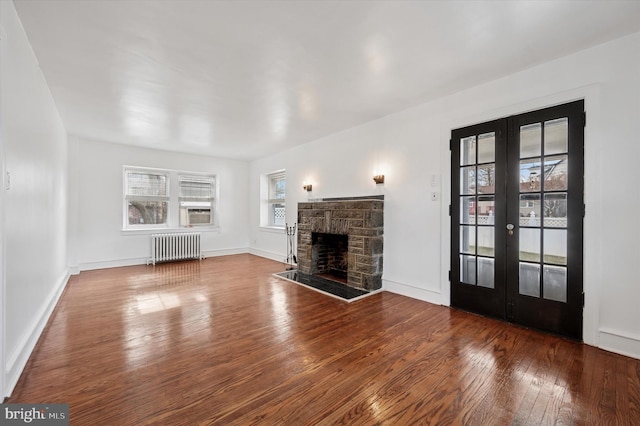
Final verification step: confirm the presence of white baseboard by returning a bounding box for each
[598,328,640,360]
[78,248,251,271]
[248,247,287,263]
[383,278,444,306]
[5,270,70,397]
[202,247,248,258]
[79,257,148,271]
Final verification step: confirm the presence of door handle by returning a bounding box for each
[506,223,514,236]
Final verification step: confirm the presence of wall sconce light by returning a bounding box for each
[373,174,385,185]
[303,183,313,192]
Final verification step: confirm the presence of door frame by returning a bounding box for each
[449,100,585,340]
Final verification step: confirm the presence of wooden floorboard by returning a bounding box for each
[8,254,640,425]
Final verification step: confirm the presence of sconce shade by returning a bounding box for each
[303,184,313,192]
[373,175,385,184]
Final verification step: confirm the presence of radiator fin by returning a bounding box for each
[149,233,202,265]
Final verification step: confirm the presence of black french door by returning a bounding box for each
[450,100,584,340]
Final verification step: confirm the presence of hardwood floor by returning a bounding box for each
[9,254,640,425]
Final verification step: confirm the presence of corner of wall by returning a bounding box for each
[249,247,286,263]
[4,270,71,397]
[383,278,444,306]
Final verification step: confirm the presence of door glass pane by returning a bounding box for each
[520,228,540,262]
[520,158,542,192]
[543,229,567,265]
[519,262,540,297]
[543,193,567,228]
[520,194,541,227]
[460,166,475,194]
[543,265,567,302]
[460,255,476,285]
[461,136,476,166]
[477,195,495,225]
[544,155,568,191]
[478,257,494,289]
[477,226,495,257]
[460,226,475,254]
[461,196,476,224]
[477,132,495,164]
[477,164,495,194]
[520,123,541,158]
[544,118,568,155]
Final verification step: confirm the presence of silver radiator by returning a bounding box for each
[149,233,203,265]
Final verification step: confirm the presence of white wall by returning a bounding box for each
[250,32,640,359]
[0,16,6,401]
[1,1,70,396]
[69,138,250,270]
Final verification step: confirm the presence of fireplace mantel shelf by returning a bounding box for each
[307,195,384,202]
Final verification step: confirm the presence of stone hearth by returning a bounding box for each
[297,197,383,291]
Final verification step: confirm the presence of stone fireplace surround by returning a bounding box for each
[297,196,383,291]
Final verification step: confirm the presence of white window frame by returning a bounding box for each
[123,166,218,232]
[261,170,286,229]
[178,174,216,227]
[123,167,170,230]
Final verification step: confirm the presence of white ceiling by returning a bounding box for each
[13,0,640,160]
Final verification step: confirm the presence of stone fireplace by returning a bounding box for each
[297,197,383,291]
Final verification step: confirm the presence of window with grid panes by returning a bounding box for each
[124,169,169,227]
[123,167,217,230]
[179,175,215,226]
[267,171,286,227]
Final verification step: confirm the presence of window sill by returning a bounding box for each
[259,226,285,234]
[121,226,221,236]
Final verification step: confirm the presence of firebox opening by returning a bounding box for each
[311,233,348,284]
